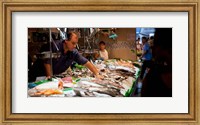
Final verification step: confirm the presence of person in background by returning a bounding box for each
[95,41,109,61]
[29,31,102,82]
[140,37,152,80]
[148,36,154,48]
[136,37,142,52]
[141,28,172,97]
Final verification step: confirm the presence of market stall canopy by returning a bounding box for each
[136,28,155,39]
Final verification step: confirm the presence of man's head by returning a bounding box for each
[99,41,106,50]
[64,31,79,51]
[142,37,147,44]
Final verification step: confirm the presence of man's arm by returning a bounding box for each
[84,61,98,75]
[84,61,103,79]
[44,63,52,78]
[73,50,103,79]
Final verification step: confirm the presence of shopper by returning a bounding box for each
[141,28,172,97]
[140,37,152,80]
[148,36,154,48]
[136,37,142,51]
[95,41,109,61]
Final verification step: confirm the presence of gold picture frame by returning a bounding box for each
[0,0,199,124]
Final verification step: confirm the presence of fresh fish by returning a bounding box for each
[61,77,72,83]
[115,66,135,73]
[94,79,124,89]
[78,81,103,87]
[95,89,121,97]
[88,87,104,92]
[80,91,87,97]
[34,81,61,91]
[85,92,95,97]
[33,89,63,96]
[93,92,112,97]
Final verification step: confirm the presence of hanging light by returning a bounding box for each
[109,28,118,40]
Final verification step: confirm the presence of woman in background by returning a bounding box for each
[95,41,109,61]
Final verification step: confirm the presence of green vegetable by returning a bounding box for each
[34,80,50,85]
[133,62,141,68]
[125,80,136,97]
[63,88,73,91]
[74,63,86,69]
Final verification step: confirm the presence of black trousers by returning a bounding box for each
[140,60,152,79]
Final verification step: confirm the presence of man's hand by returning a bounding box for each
[45,76,52,81]
[83,61,104,79]
[46,75,51,78]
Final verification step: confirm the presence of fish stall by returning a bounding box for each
[28,59,141,97]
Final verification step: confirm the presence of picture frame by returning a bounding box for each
[0,0,199,124]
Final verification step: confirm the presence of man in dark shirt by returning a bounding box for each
[29,31,102,81]
[43,31,101,79]
[44,38,88,75]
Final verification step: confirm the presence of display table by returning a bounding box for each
[28,59,141,97]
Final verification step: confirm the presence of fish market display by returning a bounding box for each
[61,77,74,88]
[116,59,134,68]
[33,81,63,91]
[34,89,63,96]
[28,87,63,97]
[28,80,64,97]
[28,59,140,97]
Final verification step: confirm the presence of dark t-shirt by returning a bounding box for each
[43,40,88,75]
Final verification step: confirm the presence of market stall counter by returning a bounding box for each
[28,59,141,97]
